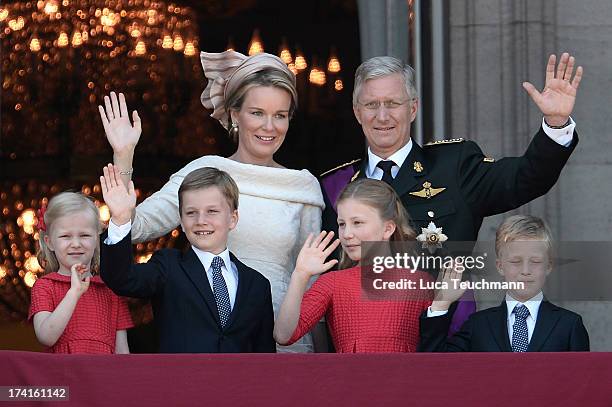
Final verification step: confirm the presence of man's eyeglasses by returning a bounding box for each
[357,98,414,111]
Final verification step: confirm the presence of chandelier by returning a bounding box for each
[0,0,214,159]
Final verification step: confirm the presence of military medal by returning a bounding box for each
[409,181,445,199]
[416,221,448,253]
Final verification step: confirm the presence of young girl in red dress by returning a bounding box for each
[275,179,433,352]
[28,192,133,354]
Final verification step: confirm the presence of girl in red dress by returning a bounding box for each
[28,192,133,354]
[275,179,433,352]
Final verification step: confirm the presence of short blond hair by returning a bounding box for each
[37,192,102,274]
[495,215,554,257]
[178,167,239,213]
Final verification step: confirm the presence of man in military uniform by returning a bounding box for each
[318,54,581,344]
[321,53,581,242]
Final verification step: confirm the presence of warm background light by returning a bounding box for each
[248,29,264,56]
[327,56,341,73]
[98,204,111,222]
[334,79,344,91]
[309,67,326,86]
[17,209,37,235]
[24,271,37,288]
[0,181,183,322]
[295,52,307,71]
[137,253,153,263]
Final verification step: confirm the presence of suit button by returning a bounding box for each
[428,211,435,218]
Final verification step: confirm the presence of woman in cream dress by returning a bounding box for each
[99,51,323,352]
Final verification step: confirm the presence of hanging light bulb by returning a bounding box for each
[308,67,318,84]
[184,41,196,56]
[24,271,37,288]
[8,17,25,31]
[309,66,326,86]
[288,63,298,75]
[327,52,341,73]
[317,70,326,86]
[43,1,59,16]
[130,23,142,38]
[247,29,264,56]
[71,31,82,47]
[334,78,344,91]
[18,209,36,235]
[57,31,69,47]
[294,48,307,71]
[135,40,146,55]
[24,256,42,273]
[29,37,41,52]
[162,34,173,49]
[100,8,120,27]
[278,37,292,64]
[173,35,184,51]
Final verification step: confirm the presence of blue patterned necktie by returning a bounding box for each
[511,304,530,352]
[211,256,231,328]
[377,160,396,185]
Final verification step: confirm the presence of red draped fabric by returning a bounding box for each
[2,351,611,406]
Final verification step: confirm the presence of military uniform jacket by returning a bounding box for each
[320,127,578,241]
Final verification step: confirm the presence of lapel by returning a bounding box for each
[486,302,512,352]
[223,252,254,330]
[527,301,561,352]
[180,248,222,328]
[355,159,367,181]
[392,141,429,197]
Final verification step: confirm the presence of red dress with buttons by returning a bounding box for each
[287,266,433,353]
[28,272,134,354]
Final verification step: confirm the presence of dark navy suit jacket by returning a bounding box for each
[418,300,589,352]
[100,231,276,353]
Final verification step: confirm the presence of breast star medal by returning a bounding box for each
[416,221,448,253]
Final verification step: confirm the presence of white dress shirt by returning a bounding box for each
[541,117,576,147]
[426,291,544,344]
[365,118,575,181]
[191,245,238,309]
[366,139,413,180]
[106,219,239,309]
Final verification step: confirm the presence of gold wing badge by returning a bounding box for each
[409,181,446,199]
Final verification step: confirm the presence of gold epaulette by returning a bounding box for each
[320,159,361,177]
[424,138,465,147]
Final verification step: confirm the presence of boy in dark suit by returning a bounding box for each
[418,215,589,352]
[99,164,275,353]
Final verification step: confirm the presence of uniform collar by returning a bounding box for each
[366,139,413,178]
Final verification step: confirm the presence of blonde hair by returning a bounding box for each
[37,192,102,274]
[336,179,416,269]
[225,68,298,142]
[178,167,239,213]
[495,215,554,258]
